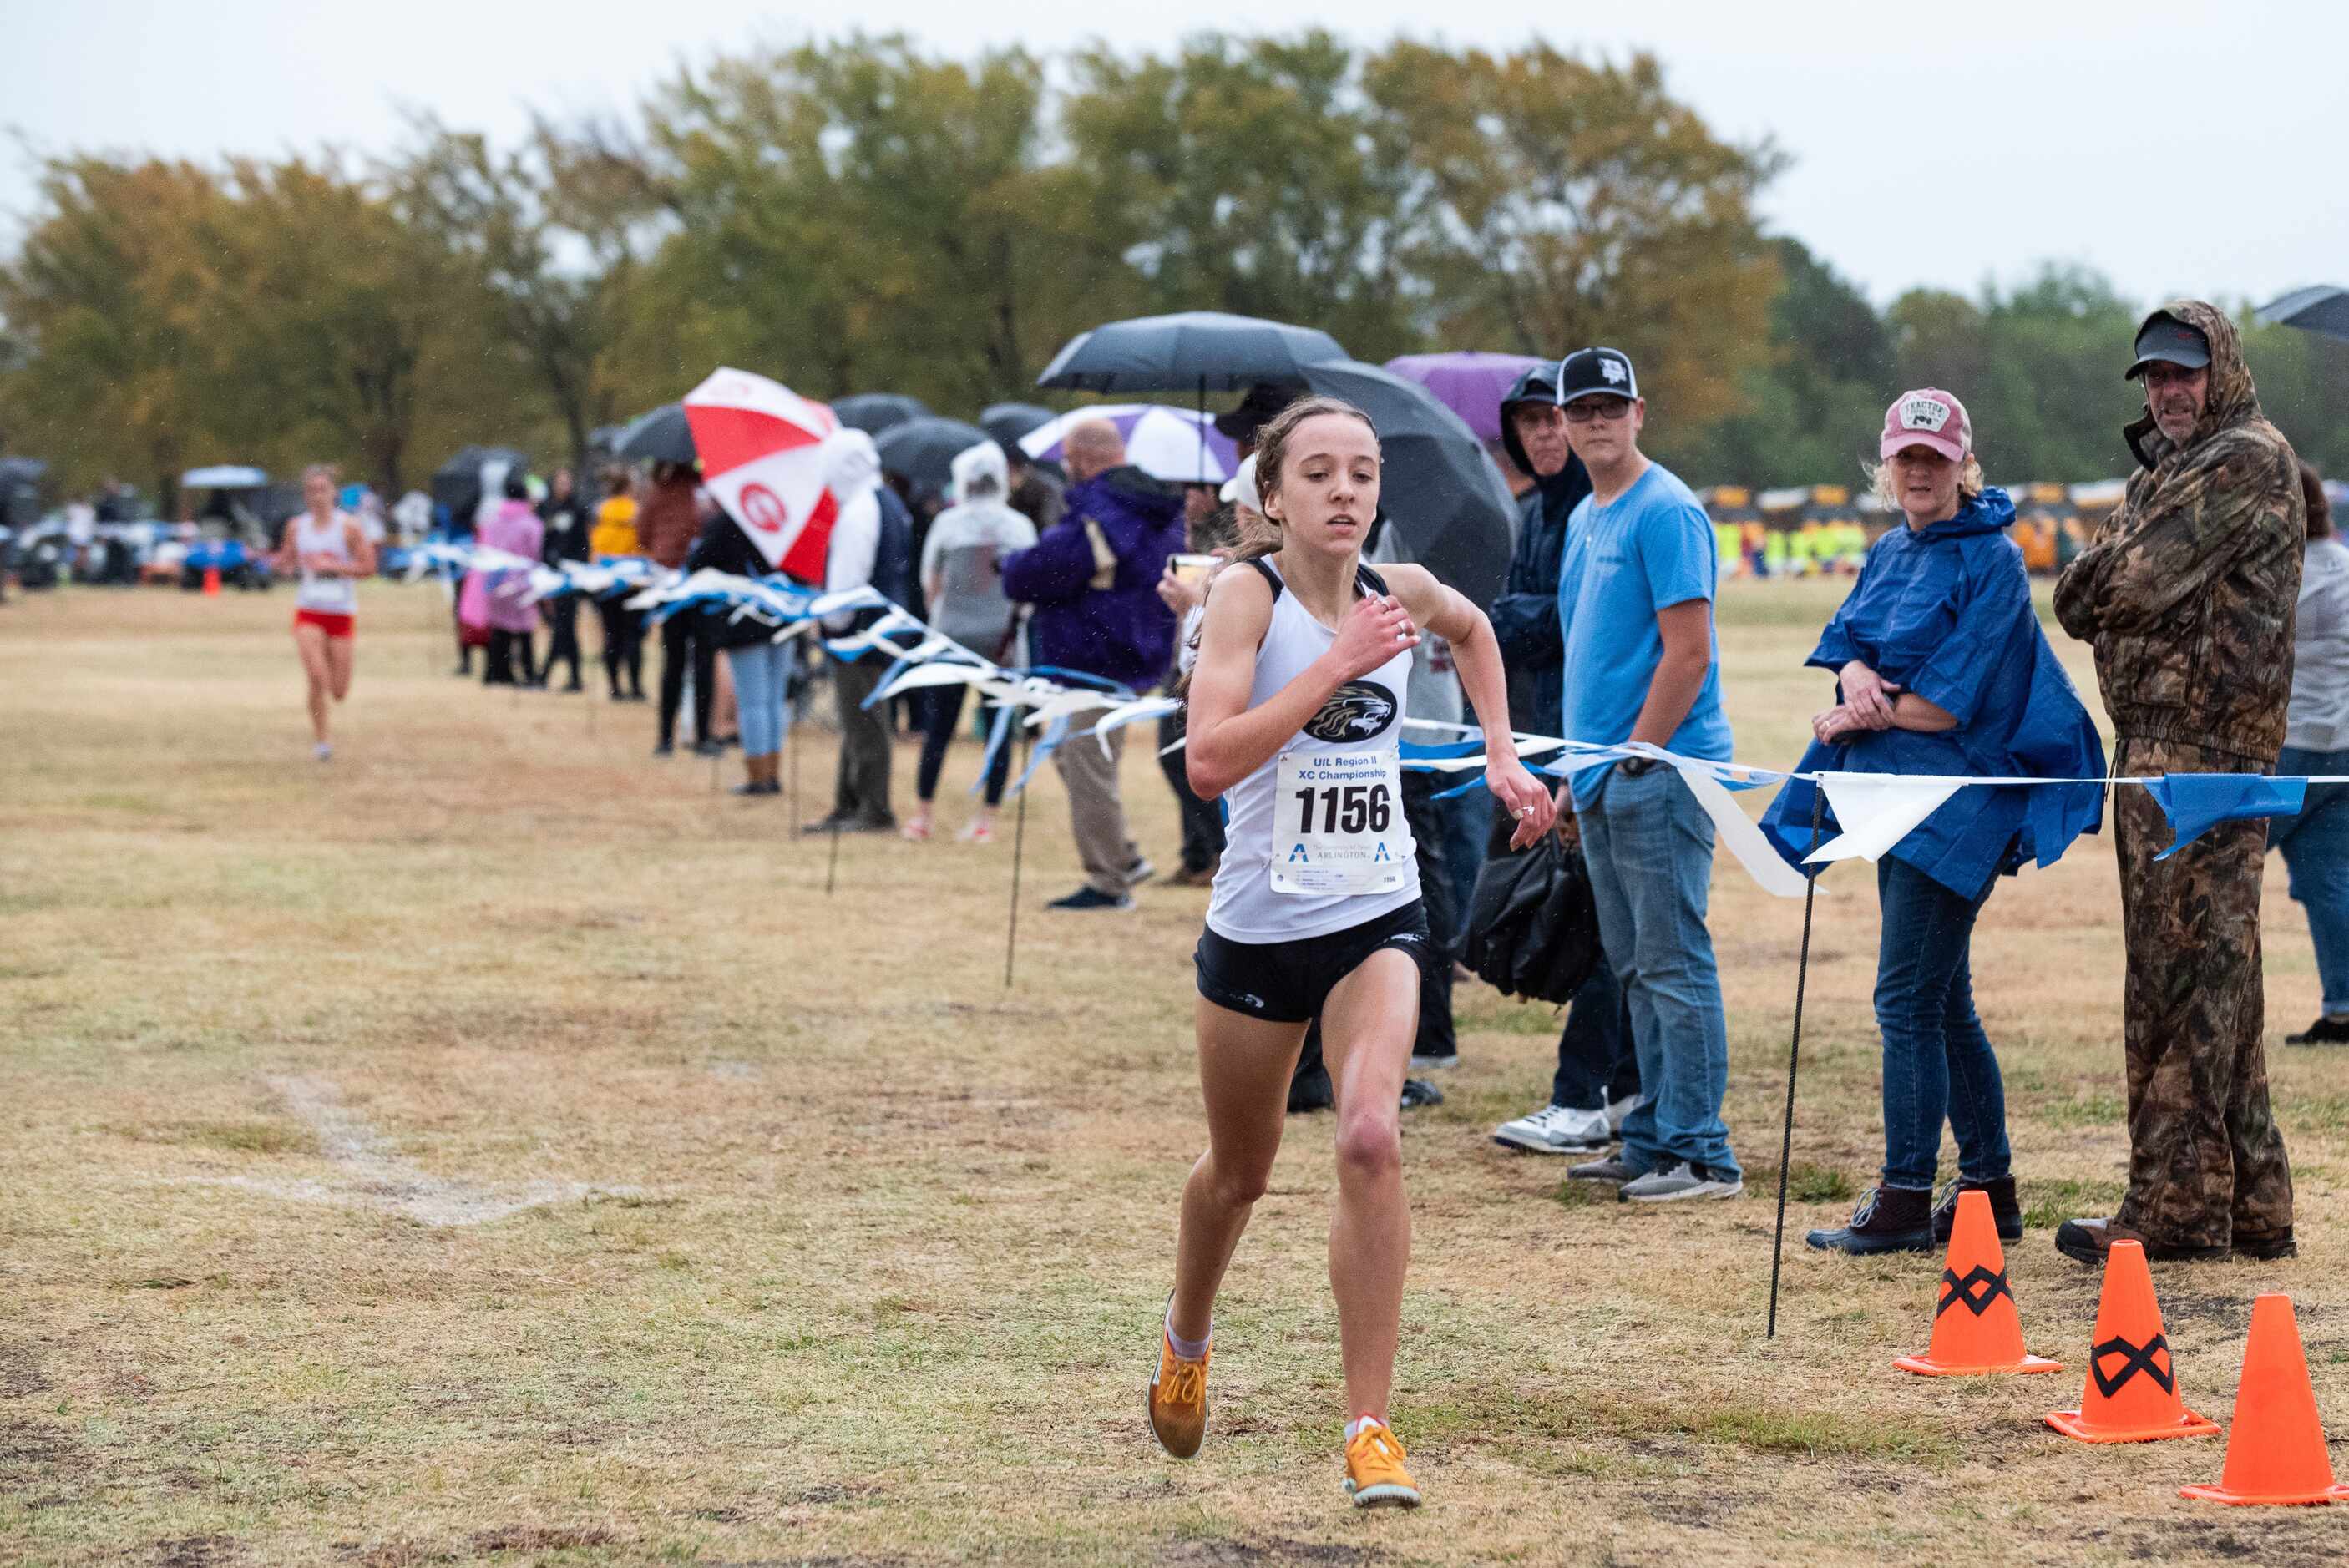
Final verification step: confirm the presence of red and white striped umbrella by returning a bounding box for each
[682,367,841,582]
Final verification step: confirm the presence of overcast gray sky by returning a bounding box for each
[10,0,2341,311]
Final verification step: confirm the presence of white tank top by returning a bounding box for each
[1204,558,1419,943]
[294,509,357,614]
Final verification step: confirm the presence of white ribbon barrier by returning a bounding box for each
[389,558,2330,887]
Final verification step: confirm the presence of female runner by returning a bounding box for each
[271,463,377,761]
[1149,397,1554,1507]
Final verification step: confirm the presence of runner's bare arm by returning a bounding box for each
[344,519,377,578]
[1382,564,1556,849]
[1185,567,1417,801]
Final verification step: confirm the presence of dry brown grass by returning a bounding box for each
[5,579,2349,1567]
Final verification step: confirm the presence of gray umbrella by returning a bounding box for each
[2257,285,2349,343]
[874,416,993,503]
[1035,311,1346,393]
[614,402,695,464]
[832,393,932,436]
[1296,360,1519,610]
[980,402,1057,448]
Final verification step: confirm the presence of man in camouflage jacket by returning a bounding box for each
[2052,299,2305,1262]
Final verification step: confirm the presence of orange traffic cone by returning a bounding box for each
[2181,1293,2349,1505]
[202,564,221,597]
[1894,1189,2061,1377]
[2045,1240,2218,1442]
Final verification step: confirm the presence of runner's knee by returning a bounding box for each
[1334,1113,1401,1182]
[1207,1156,1273,1210]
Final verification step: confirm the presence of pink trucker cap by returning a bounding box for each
[1881,389,1971,462]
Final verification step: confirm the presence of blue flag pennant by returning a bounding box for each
[1399,739,1488,761]
[2143,774,2306,861]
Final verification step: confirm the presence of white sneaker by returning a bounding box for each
[313,742,333,763]
[1619,1161,1744,1203]
[1492,1103,1612,1156]
[1604,1092,1642,1135]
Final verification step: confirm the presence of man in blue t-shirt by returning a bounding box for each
[1549,347,1742,1203]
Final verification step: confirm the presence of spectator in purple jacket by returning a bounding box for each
[1002,418,1187,912]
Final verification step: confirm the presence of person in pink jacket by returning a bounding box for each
[477,473,546,686]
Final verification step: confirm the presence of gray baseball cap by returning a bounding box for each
[2124,314,2211,381]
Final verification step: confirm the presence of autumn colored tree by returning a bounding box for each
[1672,239,1891,488]
[214,156,503,496]
[392,119,649,473]
[12,33,2338,503]
[0,158,244,498]
[1060,31,1418,360]
[598,35,1131,414]
[1364,42,1784,434]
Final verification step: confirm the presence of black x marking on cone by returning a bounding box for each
[2089,1333,2175,1398]
[1936,1264,2014,1318]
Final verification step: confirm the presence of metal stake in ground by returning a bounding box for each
[1767,786,1828,1340]
[1005,723,1035,989]
[825,815,842,895]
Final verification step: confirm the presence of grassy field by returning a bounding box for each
[6,578,2349,1567]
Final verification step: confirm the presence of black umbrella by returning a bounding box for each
[980,402,1057,449]
[1296,360,1517,609]
[874,416,993,502]
[831,393,931,437]
[614,403,696,464]
[429,445,531,523]
[2257,285,2349,344]
[1036,311,1346,393]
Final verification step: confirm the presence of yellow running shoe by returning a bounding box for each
[1146,1328,1210,1459]
[1343,1420,1421,1509]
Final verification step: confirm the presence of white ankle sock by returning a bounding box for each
[1165,1307,1209,1361]
[1345,1414,1385,1443]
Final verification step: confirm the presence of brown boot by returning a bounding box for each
[732,755,779,797]
[2053,1216,2229,1266]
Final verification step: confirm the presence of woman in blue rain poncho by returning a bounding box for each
[1760,389,2105,1257]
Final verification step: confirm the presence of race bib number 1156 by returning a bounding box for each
[1270,747,1412,897]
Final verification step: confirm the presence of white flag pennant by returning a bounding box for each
[1092,697,1182,756]
[1023,687,1123,728]
[873,660,997,703]
[1656,755,1816,899]
[1805,775,1968,865]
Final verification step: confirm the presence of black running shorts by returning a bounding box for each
[1193,900,1430,1024]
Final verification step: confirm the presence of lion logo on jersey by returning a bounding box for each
[1303,681,1399,743]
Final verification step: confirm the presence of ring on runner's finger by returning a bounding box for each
[1515,807,1533,819]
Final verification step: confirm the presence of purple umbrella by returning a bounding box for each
[1019,405,1240,485]
[1383,352,1552,443]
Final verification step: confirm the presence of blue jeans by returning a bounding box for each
[1874,857,2008,1191]
[1579,766,1737,1177]
[726,640,798,760]
[2271,746,2349,1016]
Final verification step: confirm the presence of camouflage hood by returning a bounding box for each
[2054,298,2305,762]
[2123,299,2266,471]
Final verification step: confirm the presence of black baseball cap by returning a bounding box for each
[1555,346,1639,407]
[2124,314,2210,381]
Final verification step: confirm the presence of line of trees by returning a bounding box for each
[3,31,2343,508]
